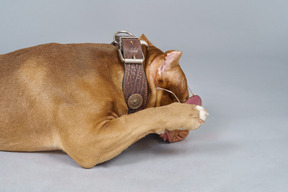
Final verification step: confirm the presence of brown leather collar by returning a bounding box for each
[113,31,149,114]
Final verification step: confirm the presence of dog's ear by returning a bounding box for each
[140,34,163,62]
[139,34,153,46]
[159,50,182,73]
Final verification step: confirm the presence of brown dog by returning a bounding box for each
[0,34,208,168]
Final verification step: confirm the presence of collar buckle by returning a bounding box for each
[113,30,145,64]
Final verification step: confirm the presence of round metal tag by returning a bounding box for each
[128,94,143,109]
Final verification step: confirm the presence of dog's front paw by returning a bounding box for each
[155,103,209,134]
[159,105,208,142]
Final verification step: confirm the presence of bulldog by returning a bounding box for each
[0,33,208,168]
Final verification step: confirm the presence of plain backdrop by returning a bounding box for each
[1,0,288,191]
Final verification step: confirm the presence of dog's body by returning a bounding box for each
[0,35,208,168]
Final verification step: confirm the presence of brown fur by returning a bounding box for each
[0,35,207,168]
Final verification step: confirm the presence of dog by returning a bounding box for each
[0,33,208,168]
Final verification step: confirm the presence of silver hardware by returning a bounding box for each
[113,30,145,64]
[113,30,135,45]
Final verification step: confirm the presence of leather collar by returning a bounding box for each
[113,31,149,114]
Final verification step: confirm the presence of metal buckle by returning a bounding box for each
[113,30,145,64]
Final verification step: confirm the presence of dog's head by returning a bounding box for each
[140,35,190,107]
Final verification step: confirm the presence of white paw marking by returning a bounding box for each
[196,105,209,122]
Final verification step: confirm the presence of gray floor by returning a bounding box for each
[1,0,288,192]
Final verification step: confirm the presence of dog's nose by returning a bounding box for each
[185,95,202,106]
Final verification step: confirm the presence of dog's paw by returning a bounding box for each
[155,103,209,134]
[196,105,209,124]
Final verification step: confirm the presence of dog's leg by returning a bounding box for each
[58,103,208,168]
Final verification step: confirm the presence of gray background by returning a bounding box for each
[1,0,288,191]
